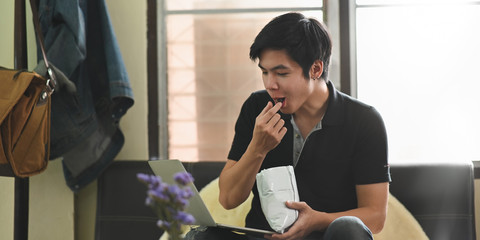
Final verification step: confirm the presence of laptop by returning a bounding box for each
[148,159,276,237]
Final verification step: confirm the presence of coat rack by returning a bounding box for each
[14,0,30,239]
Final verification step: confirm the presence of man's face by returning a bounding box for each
[258,49,314,114]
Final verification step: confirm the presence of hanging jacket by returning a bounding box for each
[37,0,134,191]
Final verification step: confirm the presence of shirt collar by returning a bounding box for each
[322,80,345,127]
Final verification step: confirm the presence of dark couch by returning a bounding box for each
[94,160,476,240]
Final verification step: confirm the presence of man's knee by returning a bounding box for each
[324,216,373,240]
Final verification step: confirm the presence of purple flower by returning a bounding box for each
[137,173,162,189]
[148,188,169,201]
[174,172,194,186]
[145,196,154,206]
[166,185,193,207]
[176,197,189,208]
[137,173,154,184]
[137,171,195,238]
[181,187,194,199]
[167,184,181,196]
[175,211,196,225]
[157,220,171,229]
[137,173,149,181]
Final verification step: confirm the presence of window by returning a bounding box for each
[159,1,323,161]
[156,0,478,163]
[355,0,480,162]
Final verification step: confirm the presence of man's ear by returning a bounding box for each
[310,60,324,80]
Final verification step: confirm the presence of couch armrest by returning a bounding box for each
[389,161,476,240]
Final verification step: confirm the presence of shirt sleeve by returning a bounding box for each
[353,106,391,184]
[227,94,256,161]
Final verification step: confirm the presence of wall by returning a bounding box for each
[0,0,147,239]
[0,3,16,240]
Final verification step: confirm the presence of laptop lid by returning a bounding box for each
[148,160,276,237]
[148,159,216,227]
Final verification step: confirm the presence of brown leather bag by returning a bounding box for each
[0,68,52,177]
[0,0,55,177]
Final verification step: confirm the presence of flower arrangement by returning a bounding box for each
[137,172,196,240]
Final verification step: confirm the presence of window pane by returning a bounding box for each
[166,11,323,161]
[356,4,480,162]
[167,0,322,11]
[357,0,475,5]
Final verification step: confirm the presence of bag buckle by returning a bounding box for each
[46,67,56,93]
[39,67,56,102]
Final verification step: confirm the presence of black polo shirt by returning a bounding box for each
[228,81,391,233]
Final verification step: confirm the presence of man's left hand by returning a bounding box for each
[265,201,326,240]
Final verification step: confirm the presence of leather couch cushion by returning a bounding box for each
[389,162,476,240]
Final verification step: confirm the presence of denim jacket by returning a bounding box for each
[37,0,134,191]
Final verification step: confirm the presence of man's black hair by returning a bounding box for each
[249,12,332,80]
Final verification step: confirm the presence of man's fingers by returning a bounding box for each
[267,112,281,125]
[273,118,286,134]
[253,101,286,152]
[271,101,282,112]
[260,101,274,116]
[261,102,281,119]
[278,126,288,138]
[285,201,305,210]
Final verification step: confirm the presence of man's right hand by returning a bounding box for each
[250,101,287,157]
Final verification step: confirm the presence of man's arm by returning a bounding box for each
[218,159,262,210]
[266,182,389,240]
[219,101,286,209]
[354,182,389,233]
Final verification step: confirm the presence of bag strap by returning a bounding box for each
[29,0,56,94]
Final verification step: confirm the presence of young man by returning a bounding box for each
[188,12,390,240]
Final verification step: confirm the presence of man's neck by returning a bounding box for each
[295,80,329,118]
[293,80,329,138]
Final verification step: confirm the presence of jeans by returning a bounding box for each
[323,216,373,240]
[184,216,373,240]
